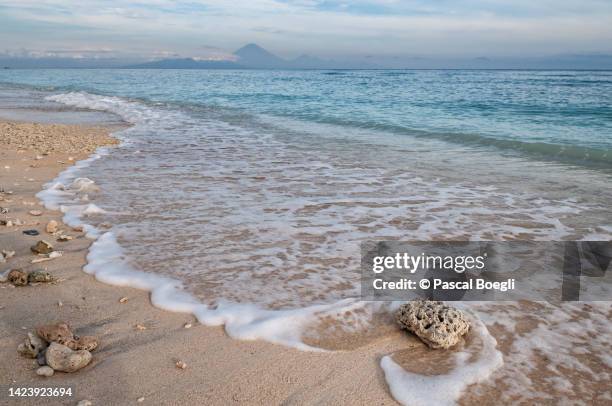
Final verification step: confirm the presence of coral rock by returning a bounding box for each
[45,342,92,373]
[36,322,74,346]
[31,240,54,254]
[8,269,28,286]
[67,336,99,352]
[46,220,59,234]
[28,270,54,283]
[395,300,470,349]
[17,332,48,358]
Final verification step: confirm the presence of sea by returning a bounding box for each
[0,69,610,404]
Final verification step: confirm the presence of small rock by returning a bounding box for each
[23,229,40,236]
[2,250,15,259]
[37,351,46,366]
[119,297,128,304]
[184,323,192,329]
[28,270,54,283]
[36,322,74,346]
[57,235,74,242]
[29,210,43,216]
[67,336,99,352]
[31,240,54,254]
[175,360,187,370]
[8,269,28,286]
[72,225,84,232]
[17,332,48,358]
[36,366,54,377]
[49,251,63,259]
[396,300,470,349]
[76,400,92,406]
[135,324,146,331]
[46,220,59,234]
[137,397,145,402]
[45,342,92,373]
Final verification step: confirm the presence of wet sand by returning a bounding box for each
[0,119,414,405]
[1,119,608,406]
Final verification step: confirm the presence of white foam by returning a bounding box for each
[381,316,504,406]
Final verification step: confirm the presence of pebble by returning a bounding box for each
[2,250,15,259]
[184,323,192,329]
[36,366,54,377]
[23,229,40,236]
[135,324,147,331]
[76,400,92,406]
[45,342,92,373]
[46,220,59,233]
[137,397,145,402]
[119,297,128,304]
[28,270,54,283]
[29,210,43,216]
[175,360,187,370]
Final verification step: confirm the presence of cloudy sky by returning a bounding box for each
[1,0,612,61]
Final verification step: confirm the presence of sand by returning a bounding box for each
[0,120,416,405]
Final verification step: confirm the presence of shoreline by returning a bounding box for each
[1,116,608,405]
[0,119,409,405]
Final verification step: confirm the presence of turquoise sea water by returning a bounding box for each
[1,69,612,167]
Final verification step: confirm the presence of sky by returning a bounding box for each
[1,0,612,63]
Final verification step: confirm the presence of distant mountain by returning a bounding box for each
[233,43,289,68]
[126,58,243,69]
[122,44,368,70]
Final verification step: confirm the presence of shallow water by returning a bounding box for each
[0,70,610,404]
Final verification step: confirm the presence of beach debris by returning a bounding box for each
[23,229,40,236]
[184,323,192,329]
[395,300,470,349]
[46,220,59,234]
[45,342,92,373]
[36,366,55,377]
[36,322,99,351]
[175,360,187,370]
[76,400,92,406]
[119,297,128,304]
[68,336,99,352]
[49,251,62,259]
[28,210,43,216]
[31,240,54,254]
[36,322,75,346]
[17,332,48,358]
[8,269,28,286]
[28,270,54,284]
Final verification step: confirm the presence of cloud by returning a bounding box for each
[0,0,611,59]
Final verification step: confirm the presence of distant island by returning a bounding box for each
[127,44,355,70]
[2,43,612,69]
